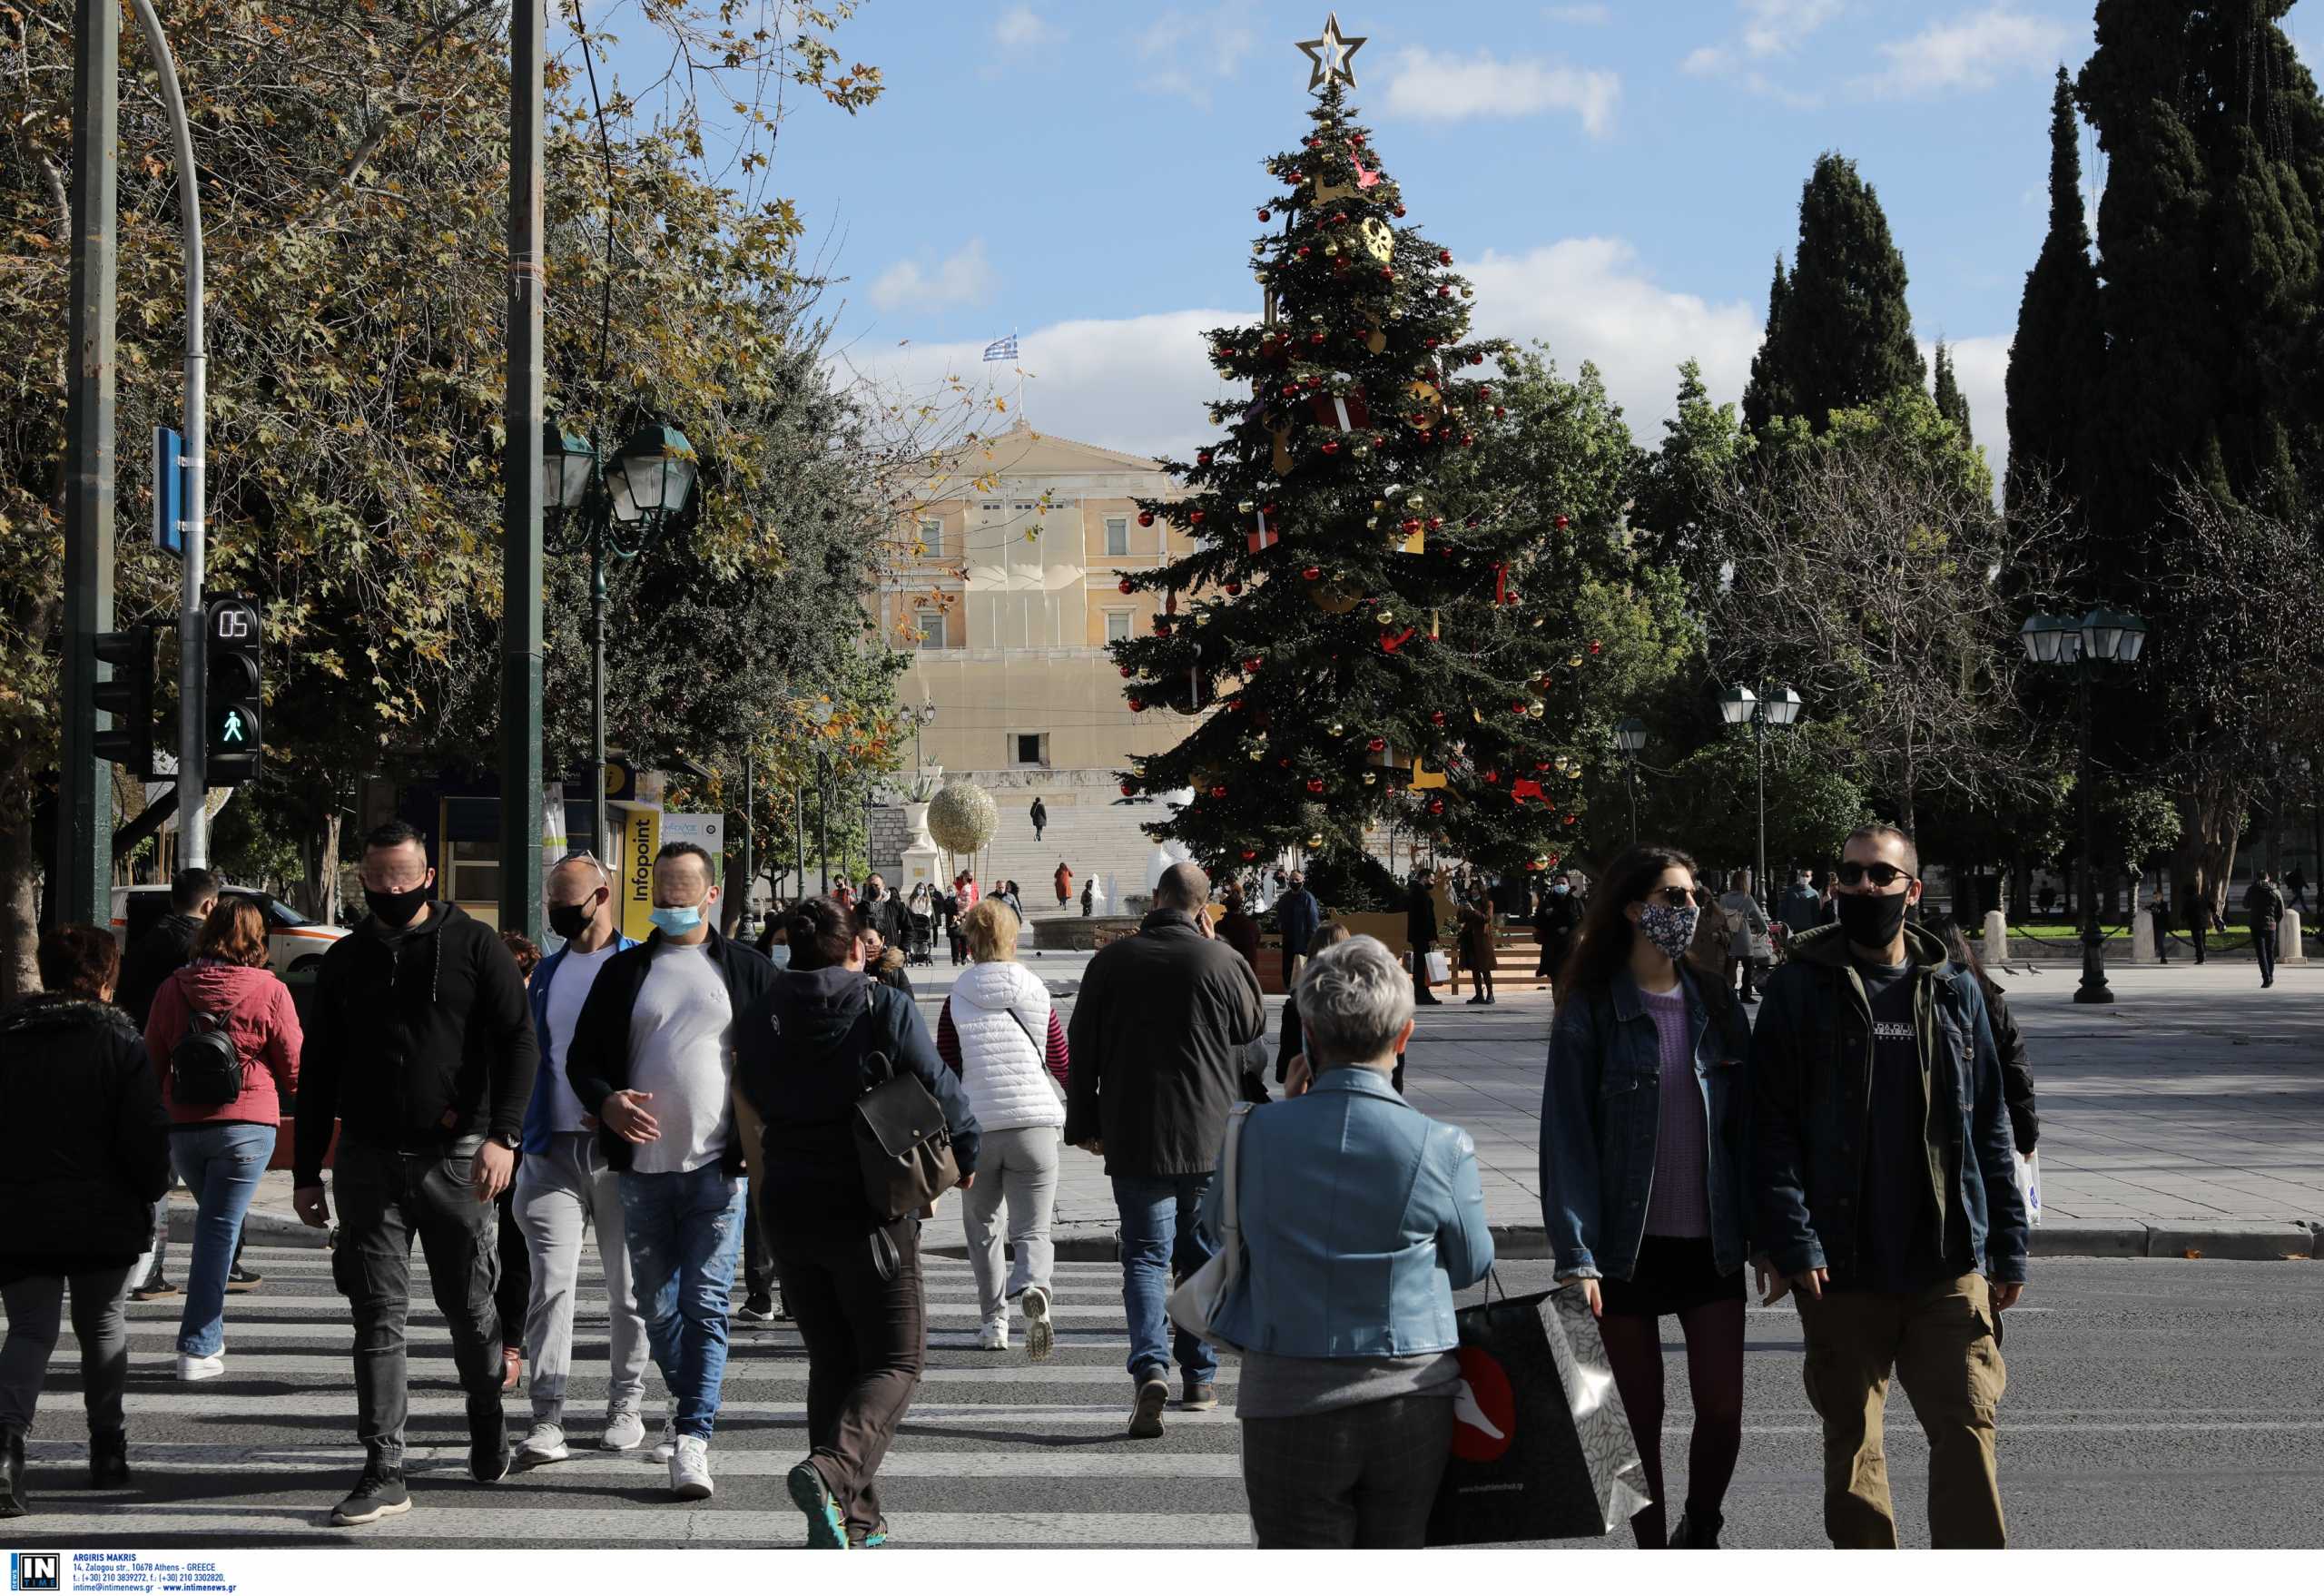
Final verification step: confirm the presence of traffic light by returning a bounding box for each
[204,595,264,784]
[92,625,159,776]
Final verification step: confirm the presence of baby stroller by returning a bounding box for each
[905,905,936,967]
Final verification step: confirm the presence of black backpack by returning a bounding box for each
[168,977,246,1107]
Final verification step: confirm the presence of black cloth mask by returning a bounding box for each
[1837,889,1910,952]
[364,882,429,929]
[547,899,596,941]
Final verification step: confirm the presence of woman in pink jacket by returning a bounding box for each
[143,899,300,1382]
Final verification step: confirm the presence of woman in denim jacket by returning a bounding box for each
[1541,843,1751,1549]
[1206,935,1492,1549]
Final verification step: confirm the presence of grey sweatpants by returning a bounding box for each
[512,1130,650,1424]
[959,1124,1060,1321]
[0,1266,135,1434]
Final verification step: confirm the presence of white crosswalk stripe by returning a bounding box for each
[5,1241,1246,1549]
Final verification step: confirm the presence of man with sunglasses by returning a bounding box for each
[1750,823,2029,1550]
[509,853,651,1469]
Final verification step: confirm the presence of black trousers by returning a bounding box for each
[1239,1394,1454,1548]
[2253,918,2278,983]
[330,1141,504,1463]
[774,1217,925,1538]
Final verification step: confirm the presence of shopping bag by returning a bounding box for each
[2014,1147,2042,1228]
[1166,1105,1252,1351]
[1424,949,1452,985]
[1426,1283,1652,1545]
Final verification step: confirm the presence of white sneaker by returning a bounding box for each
[669,1434,714,1501]
[976,1314,1009,1351]
[1020,1284,1054,1364]
[514,1421,569,1469]
[601,1408,645,1452]
[652,1417,677,1463]
[175,1352,224,1382]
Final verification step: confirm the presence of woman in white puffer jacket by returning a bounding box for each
[935,899,1070,1359]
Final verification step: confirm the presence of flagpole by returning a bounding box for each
[1013,326,1023,420]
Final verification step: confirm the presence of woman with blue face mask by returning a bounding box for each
[1540,843,1753,1550]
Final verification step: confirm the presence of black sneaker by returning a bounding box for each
[736,1295,778,1323]
[130,1276,179,1302]
[330,1462,410,1526]
[226,1260,262,1290]
[1179,1380,1218,1412]
[88,1428,129,1488]
[467,1395,511,1484]
[1672,1507,1724,1548]
[1128,1369,1170,1438]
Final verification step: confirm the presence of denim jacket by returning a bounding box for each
[1540,965,1751,1282]
[1202,1067,1493,1356]
[520,934,639,1155]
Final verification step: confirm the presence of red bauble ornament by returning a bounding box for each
[1256,209,1271,222]
[1196,449,1213,466]
[1511,700,1529,714]
[1118,665,1132,678]
[1438,249,1453,264]
[1462,433,1475,447]
[1563,814,1578,827]
[1187,509,1205,526]
[1320,440,1340,455]
[1332,212,1349,224]
[1305,778,1325,794]
[1424,337,1440,348]
[1137,510,1155,527]
[1426,516,1443,530]
[1367,737,1386,752]
[1277,756,1292,768]
[1209,785,1227,799]
[1493,407,1506,419]
[1118,577,1134,594]
[1241,849,1257,861]
[1437,285,1453,299]
[1225,582,1244,596]
[1152,618,1171,635]
[1242,656,1264,673]
[1427,798,1444,815]
[1350,132,1365,146]
[1128,697,1145,712]
[1310,330,1326,345]
[1393,204,1408,217]
[1590,639,1603,655]
[1401,517,1423,535]
[1554,515,1570,529]
[1478,386,1493,399]
[1536,762,1551,773]
[1485,770,1501,784]
[1302,566,1323,581]
[1120,782,1134,796]
[1297,244,1312,258]
[1430,710,1446,725]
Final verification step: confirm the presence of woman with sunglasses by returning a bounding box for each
[1541,844,1752,1549]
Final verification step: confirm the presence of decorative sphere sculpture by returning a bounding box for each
[926,781,1000,857]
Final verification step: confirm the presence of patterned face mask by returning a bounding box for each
[1637,902,1699,963]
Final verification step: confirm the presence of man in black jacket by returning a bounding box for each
[1406,868,1443,1005]
[564,842,774,1502]
[856,873,904,948]
[292,821,538,1526]
[117,867,221,1302]
[1066,862,1265,1437]
[1750,824,2027,1550]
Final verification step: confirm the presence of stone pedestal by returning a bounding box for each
[898,800,941,897]
[2131,898,2159,964]
[2280,910,2307,966]
[1983,909,2010,965]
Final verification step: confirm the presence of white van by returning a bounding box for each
[109,883,349,975]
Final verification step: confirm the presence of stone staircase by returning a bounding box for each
[954,791,1160,917]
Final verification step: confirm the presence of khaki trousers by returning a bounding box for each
[1794,1272,2009,1548]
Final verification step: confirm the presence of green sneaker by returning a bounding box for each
[787,1461,849,1550]
[851,1519,891,1549]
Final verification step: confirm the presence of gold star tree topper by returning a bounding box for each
[1295,12,1365,94]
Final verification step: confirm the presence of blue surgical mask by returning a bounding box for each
[650,904,704,935]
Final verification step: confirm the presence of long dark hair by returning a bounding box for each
[1940,917,2000,1000]
[1557,842,1705,1000]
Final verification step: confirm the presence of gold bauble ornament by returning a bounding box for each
[1307,832,1325,848]
[1362,772,1377,785]
[1360,217,1395,262]
[1328,723,1344,736]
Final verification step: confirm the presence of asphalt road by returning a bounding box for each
[5,1245,2318,1550]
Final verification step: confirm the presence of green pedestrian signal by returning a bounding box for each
[204,594,264,784]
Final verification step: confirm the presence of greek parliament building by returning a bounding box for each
[876,418,1199,902]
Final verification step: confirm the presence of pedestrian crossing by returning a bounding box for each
[5,1242,1255,1549]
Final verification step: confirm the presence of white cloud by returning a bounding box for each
[1681,45,1731,77]
[1546,3,1612,22]
[993,5,1058,51]
[1136,8,1256,107]
[868,239,999,312]
[844,240,1766,465]
[1383,47,1622,138]
[1739,0,1847,59]
[1861,6,2073,97]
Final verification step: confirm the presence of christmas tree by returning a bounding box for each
[1112,36,1602,879]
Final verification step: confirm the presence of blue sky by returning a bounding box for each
[593,1,2323,478]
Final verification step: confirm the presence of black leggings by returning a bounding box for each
[1596,1298,1746,1549]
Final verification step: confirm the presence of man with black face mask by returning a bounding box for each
[292,820,539,1526]
[1749,823,2028,1550]
[508,852,652,1470]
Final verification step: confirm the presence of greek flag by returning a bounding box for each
[983,334,1019,362]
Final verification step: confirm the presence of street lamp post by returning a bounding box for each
[807,699,835,893]
[2022,608,2147,1005]
[1613,718,1649,846]
[542,420,699,862]
[1718,685,1803,912]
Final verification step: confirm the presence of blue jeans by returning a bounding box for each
[1112,1174,1218,1384]
[618,1165,747,1440]
[170,1122,274,1356]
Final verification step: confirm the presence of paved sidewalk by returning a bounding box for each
[214,957,2324,1261]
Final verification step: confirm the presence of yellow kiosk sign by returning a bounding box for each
[615,803,662,941]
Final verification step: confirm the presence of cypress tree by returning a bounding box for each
[1739,255,1792,436]
[1745,153,1927,433]
[1933,340,1974,442]
[2004,65,2102,515]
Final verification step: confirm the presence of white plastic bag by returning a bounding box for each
[2013,1148,2041,1229]
[1425,949,1452,984]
